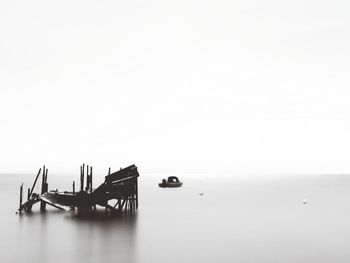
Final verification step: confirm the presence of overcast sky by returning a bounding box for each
[1,0,350,175]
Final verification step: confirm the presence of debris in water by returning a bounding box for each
[302,199,307,204]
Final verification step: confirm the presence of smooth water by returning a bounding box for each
[1,173,350,262]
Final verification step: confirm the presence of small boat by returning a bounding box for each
[158,176,183,188]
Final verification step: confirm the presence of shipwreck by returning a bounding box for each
[18,164,139,214]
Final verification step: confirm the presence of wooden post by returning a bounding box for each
[72,181,76,210]
[40,165,46,195]
[19,183,23,211]
[40,166,47,211]
[90,166,93,193]
[27,188,30,200]
[86,165,89,192]
[45,168,48,185]
[44,168,48,191]
[120,199,126,211]
[80,165,82,191]
[29,168,41,197]
[135,178,138,209]
[80,165,84,192]
[108,167,111,176]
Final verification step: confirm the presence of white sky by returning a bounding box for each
[0,0,350,175]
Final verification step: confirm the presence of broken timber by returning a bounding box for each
[18,164,140,215]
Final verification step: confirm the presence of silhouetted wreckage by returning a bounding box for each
[18,164,139,214]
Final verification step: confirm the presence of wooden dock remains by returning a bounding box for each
[18,164,140,215]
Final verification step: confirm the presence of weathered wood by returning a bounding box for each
[119,199,126,211]
[105,165,139,183]
[40,166,47,211]
[45,168,48,183]
[41,166,46,194]
[19,183,23,211]
[86,165,89,191]
[135,178,138,209]
[80,166,82,191]
[29,168,41,197]
[39,195,66,211]
[19,164,140,214]
[80,165,84,192]
[90,166,93,193]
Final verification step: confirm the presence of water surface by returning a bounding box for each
[1,173,350,262]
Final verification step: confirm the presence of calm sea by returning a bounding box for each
[1,173,350,263]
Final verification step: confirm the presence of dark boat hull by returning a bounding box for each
[158,182,183,188]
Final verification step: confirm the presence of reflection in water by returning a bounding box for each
[65,212,138,263]
[14,206,138,263]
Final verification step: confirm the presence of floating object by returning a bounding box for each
[302,199,308,204]
[199,193,204,196]
[18,164,139,214]
[158,176,183,188]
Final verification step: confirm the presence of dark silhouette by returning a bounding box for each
[158,176,183,188]
[18,164,139,214]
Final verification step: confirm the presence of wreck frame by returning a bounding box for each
[18,164,139,214]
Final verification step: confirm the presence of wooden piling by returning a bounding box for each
[45,168,48,184]
[80,166,82,190]
[72,181,76,210]
[19,183,23,211]
[40,166,48,211]
[90,166,92,193]
[29,168,41,197]
[80,165,84,192]
[135,178,138,209]
[41,165,46,194]
[86,165,90,192]
[27,188,30,200]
